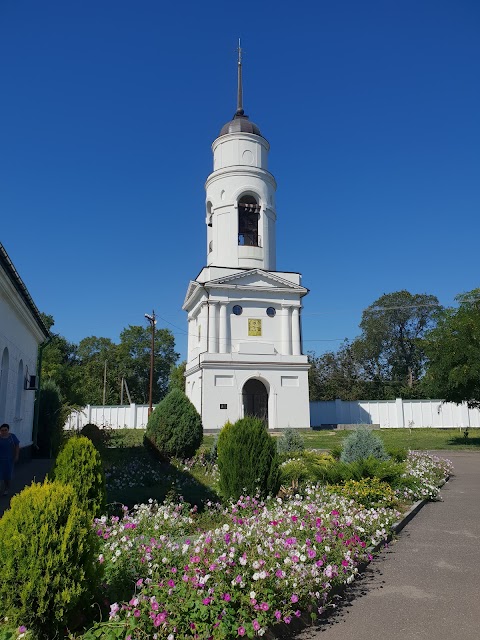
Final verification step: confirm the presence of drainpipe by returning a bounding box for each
[32,336,51,450]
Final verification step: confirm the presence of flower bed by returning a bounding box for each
[84,450,452,639]
[5,451,452,640]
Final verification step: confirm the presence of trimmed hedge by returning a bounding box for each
[217,416,280,500]
[0,481,100,638]
[146,389,203,459]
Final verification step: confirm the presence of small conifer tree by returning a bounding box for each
[0,481,100,638]
[146,388,203,459]
[340,426,389,463]
[277,427,306,455]
[217,416,280,500]
[51,435,106,518]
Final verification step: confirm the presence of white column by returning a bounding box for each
[282,306,291,355]
[199,304,208,352]
[208,302,218,353]
[291,307,301,356]
[219,303,228,353]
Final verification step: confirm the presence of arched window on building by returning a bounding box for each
[15,359,24,419]
[238,195,260,247]
[0,347,10,423]
[207,201,213,227]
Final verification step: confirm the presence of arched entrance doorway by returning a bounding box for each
[242,378,268,424]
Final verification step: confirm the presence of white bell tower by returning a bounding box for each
[183,43,310,431]
[206,46,276,271]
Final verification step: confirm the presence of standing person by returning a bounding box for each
[0,423,20,496]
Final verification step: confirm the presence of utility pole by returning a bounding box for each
[102,359,107,406]
[145,310,156,416]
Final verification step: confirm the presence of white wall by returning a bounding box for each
[0,271,44,447]
[310,398,479,428]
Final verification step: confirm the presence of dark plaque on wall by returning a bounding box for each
[220,404,227,409]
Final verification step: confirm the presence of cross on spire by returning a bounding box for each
[236,38,244,116]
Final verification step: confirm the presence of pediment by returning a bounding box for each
[182,281,204,310]
[204,269,308,294]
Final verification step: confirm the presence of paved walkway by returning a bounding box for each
[0,457,52,517]
[296,451,480,640]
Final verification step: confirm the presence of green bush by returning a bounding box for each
[325,477,398,508]
[276,428,305,455]
[217,416,280,500]
[37,378,64,457]
[145,389,203,459]
[80,423,111,450]
[340,427,389,463]
[51,436,106,518]
[386,446,408,462]
[0,481,100,639]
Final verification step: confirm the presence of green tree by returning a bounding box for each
[118,325,179,404]
[37,378,64,457]
[308,341,373,401]
[77,336,120,405]
[146,388,203,459]
[423,288,480,407]
[40,313,82,405]
[354,290,441,390]
[168,360,186,393]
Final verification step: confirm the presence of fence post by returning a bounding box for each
[130,403,137,429]
[335,399,342,425]
[460,402,470,428]
[86,404,92,424]
[395,398,404,429]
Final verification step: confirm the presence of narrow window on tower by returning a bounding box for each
[238,195,260,247]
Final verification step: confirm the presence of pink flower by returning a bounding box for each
[203,597,211,605]
[253,619,261,631]
[238,626,246,636]
[18,628,27,634]
[223,593,231,601]
[291,594,299,603]
[260,602,269,611]
[274,610,282,620]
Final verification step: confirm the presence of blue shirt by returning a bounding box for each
[0,433,20,461]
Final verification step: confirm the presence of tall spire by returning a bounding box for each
[236,38,244,116]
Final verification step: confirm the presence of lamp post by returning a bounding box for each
[145,310,156,417]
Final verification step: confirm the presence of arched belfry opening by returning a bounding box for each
[242,378,268,424]
[238,195,260,247]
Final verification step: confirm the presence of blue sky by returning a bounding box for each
[1,0,479,361]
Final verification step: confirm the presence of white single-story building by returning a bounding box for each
[0,243,49,457]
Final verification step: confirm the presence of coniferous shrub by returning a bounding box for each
[217,416,280,500]
[51,436,106,518]
[340,427,389,463]
[146,389,203,459]
[37,378,64,457]
[276,428,305,455]
[0,481,100,639]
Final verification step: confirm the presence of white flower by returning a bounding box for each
[250,591,256,599]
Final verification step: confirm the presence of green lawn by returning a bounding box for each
[98,427,479,511]
[107,426,480,453]
[202,427,480,451]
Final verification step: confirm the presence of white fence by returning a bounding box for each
[65,399,480,431]
[64,404,153,431]
[310,399,480,429]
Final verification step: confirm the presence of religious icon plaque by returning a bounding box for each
[248,319,262,336]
